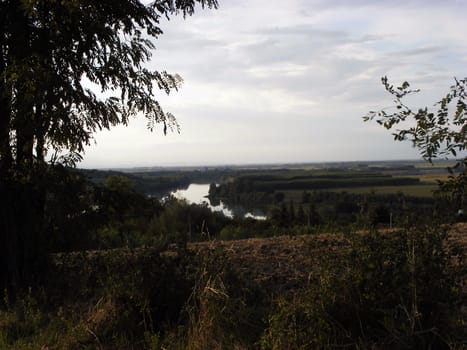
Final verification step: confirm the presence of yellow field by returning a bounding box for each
[401,173,450,184]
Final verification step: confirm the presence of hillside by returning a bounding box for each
[3,224,465,349]
[192,223,467,292]
[52,223,467,295]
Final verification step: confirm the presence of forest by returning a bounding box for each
[1,0,466,349]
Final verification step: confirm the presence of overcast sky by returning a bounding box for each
[80,0,467,168]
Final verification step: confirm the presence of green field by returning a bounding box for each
[261,184,437,202]
[220,168,436,195]
[325,184,437,197]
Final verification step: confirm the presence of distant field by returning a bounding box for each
[414,160,456,169]
[212,168,444,203]
[326,184,437,197]
[90,161,452,199]
[278,184,437,199]
[236,169,436,192]
[402,173,450,183]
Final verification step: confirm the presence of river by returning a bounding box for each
[171,183,267,220]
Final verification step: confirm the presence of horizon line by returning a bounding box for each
[77,157,460,171]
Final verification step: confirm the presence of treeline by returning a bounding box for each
[210,171,420,194]
[9,166,454,259]
[82,168,246,197]
[36,168,432,250]
[64,169,448,248]
[44,171,235,252]
[82,167,423,200]
[210,180,436,232]
[82,169,192,197]
[269,190,435,228]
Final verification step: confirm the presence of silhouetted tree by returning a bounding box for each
[0,0,218,291]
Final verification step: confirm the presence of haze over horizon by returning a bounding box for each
[81,158,435,171]
[80,0,467,169]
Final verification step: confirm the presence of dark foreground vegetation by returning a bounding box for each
[1,222,466,349]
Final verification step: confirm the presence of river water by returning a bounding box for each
[171,183,266,220]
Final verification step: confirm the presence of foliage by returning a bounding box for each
[0,0,219,291]
[26,245,196,349]
[0,288,89,350]
[209,168,437,229]
[364,77,467,213]
[364,77,466,162]
[0,244,268,349]
[219,218,275,240]
[261,224,466,349]
[1,0,219,168]
[149,196,231,244]
[184,248,266,349]
[1,219,465,349]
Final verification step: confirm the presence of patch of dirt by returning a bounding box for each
[189,233,349,292]
[51,223,467,294]
[187,223,467,293]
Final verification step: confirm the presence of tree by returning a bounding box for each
[364,77,466,162]
[364,77,466,212]
[0,0,218,291]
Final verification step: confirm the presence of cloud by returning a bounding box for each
[81,0,467,168]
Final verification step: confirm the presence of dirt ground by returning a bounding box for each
[52,223,467,295]
[188,233,343,292]
[188,223,467,293]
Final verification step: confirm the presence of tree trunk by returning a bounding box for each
[0,52,13,175]
[0,2,42,293]
[0,182,20,293]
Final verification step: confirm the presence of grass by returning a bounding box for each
[1,223,466,349]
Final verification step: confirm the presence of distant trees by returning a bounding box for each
[0,0,218,291]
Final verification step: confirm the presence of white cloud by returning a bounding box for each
[81,0,467,168]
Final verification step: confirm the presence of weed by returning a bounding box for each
[261,223,466,349]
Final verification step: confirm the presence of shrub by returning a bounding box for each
[185,248,267,350]
[261,223,466,349]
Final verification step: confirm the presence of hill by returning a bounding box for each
[2,224,465,349]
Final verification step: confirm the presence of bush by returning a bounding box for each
[185,248,267,350]
[261,223,466,349]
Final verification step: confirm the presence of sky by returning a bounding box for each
[80,0,467,168]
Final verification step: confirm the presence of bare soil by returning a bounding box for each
[188,233,348,292]
[51,223,467,295]
[187,223,467,293]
